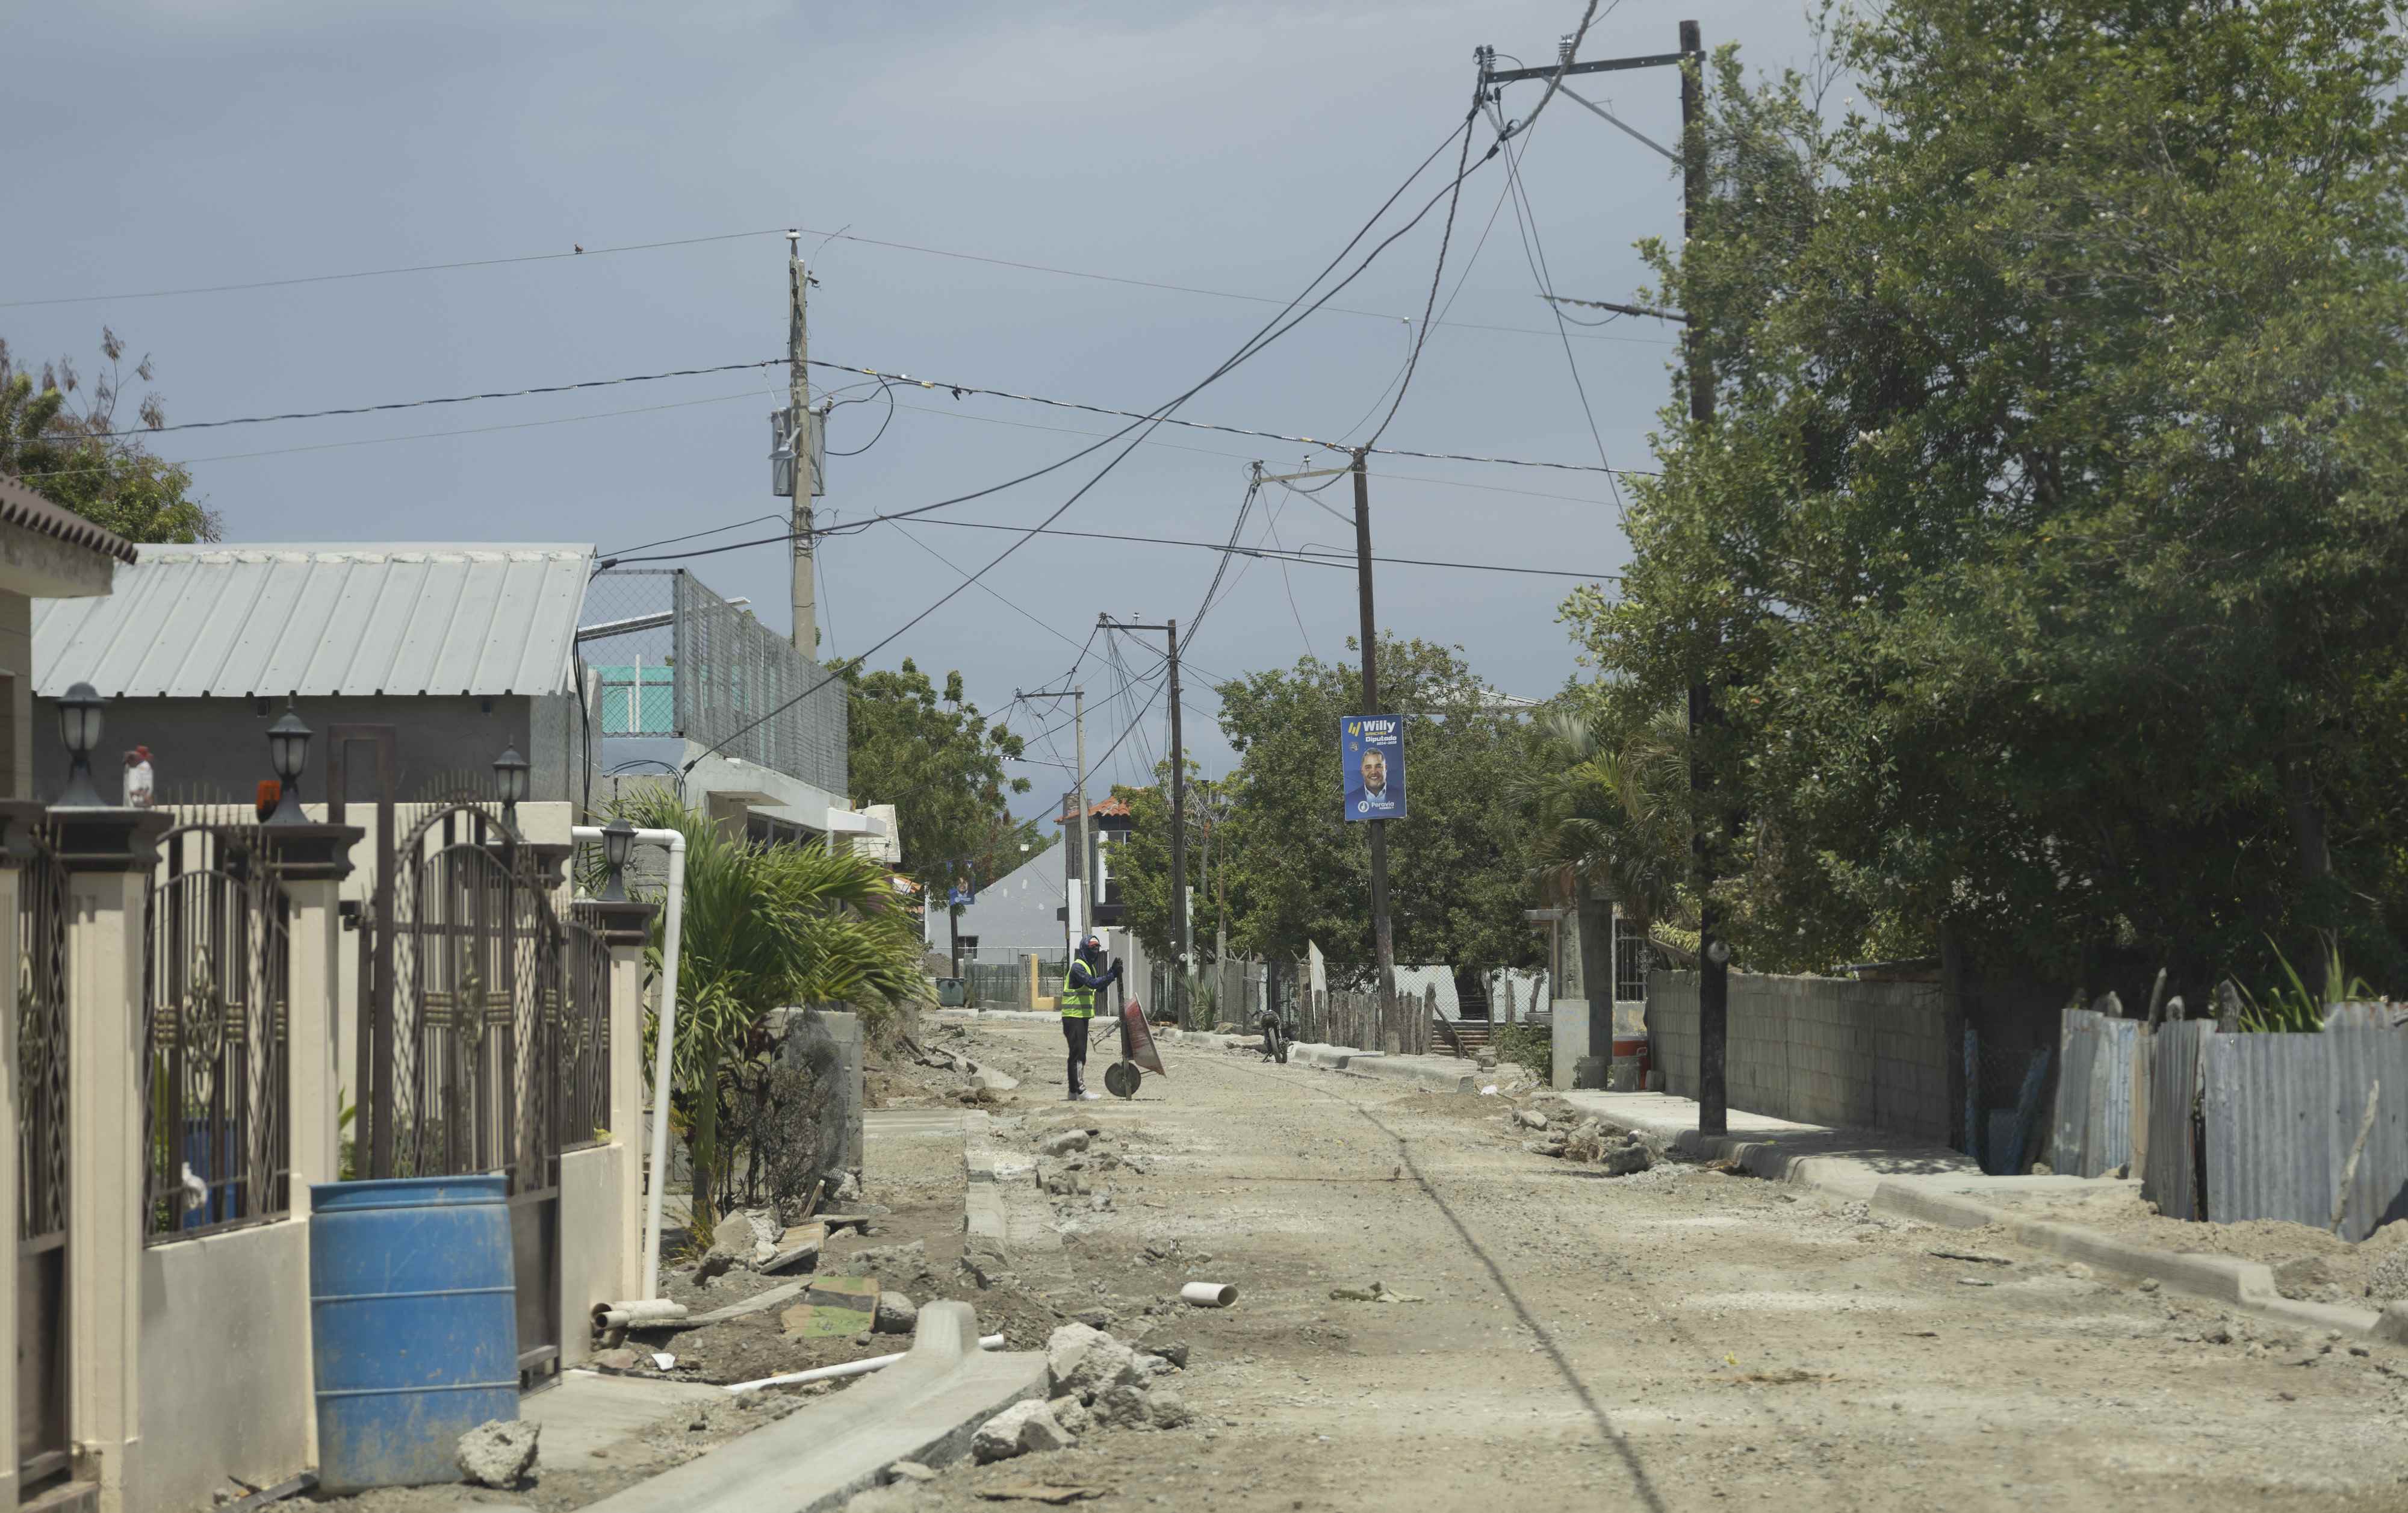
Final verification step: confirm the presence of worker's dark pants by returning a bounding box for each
[1062,1013,1090,1095]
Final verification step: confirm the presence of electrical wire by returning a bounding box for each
[607,514,1621,580]
[1363,90,1479,450]
[604,512,787,559]
[804,358,1648,479]
[825,379,897,457]
[881,520,1089,657]
[674,116,1479,771]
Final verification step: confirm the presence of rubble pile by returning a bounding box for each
[970,1323,1193,1463]
[1513,1111,1656,1175]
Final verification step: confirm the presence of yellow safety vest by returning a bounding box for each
[1061,962,1097,1019]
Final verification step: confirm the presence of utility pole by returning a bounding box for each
[1352,449,1400,1052]
[1100,616,1190,1027]
[1019,685,1090,954]
[784,231,819,658]
[1477,19,1724,1132]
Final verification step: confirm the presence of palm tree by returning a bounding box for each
[1523,704,1691,935]
[613,794,927,1237]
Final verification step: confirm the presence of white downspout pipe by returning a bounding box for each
[574,823,688,1302]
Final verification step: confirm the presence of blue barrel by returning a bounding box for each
[309,1176,520,1491]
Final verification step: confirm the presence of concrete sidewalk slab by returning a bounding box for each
[524,1372,727,1461]
[577,1303,1046,1513]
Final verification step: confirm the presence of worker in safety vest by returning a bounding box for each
[1060,933,1122,1101]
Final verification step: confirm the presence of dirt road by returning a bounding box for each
[864,1019,2408,1512]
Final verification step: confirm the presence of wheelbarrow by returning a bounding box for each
[1102,999,1167,1099]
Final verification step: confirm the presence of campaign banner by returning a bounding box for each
[1340,715,1406,822]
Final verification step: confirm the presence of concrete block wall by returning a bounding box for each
[1648,969,1950,1142]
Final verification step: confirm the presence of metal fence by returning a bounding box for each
[583,568,848,796]
[2051,1008,2408,1241]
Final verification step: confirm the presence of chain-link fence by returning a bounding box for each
[582,568,847,795]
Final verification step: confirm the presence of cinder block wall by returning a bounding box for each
[1647,970,1950,1142]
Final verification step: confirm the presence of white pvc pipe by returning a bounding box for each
[722,1334,1005,1394]
[573,823,688,1302]
[1181,1281,1238,1308]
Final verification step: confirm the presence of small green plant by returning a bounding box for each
[2238,935,2382,1033]
[1493,1024,1553,1083]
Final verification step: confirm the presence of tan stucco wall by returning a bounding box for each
[559,1145,630,1365]
[135,1220,314,1513]
[0,591,29,800]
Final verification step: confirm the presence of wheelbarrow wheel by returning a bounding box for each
[1103,1060,1141,1099]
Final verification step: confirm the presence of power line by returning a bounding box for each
[0,228,789,309]
[609,514,1621,580]
[679,108,1503,773]
[10,384,783,482]
[805,358,1649,478]
[7,219,1673,351]
[86,360,784,438]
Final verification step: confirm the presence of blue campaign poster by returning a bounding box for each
[1339,715,1406,822]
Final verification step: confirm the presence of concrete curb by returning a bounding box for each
[933,1008,1059,1024]
[1291,1042,1379,1070]
[1871,1180,2383,1335]
[1560,1091,2392,1340]
[577,1302,1047,1513]
[1348,1054,1479,1095]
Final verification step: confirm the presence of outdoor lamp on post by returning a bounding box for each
[493,742,530,825]
[54,681,106,808]
[265,697,312,824]
[597,815,636,903]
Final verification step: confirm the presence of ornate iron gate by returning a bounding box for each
[358,804,568,1384]
[144,826,293,1241]
[16,837,69,1491]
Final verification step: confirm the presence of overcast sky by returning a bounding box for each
[4,0,1823,819]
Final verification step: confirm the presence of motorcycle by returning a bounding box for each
[1258,1005,1291,1064]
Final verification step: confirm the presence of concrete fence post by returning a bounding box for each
[579,898,659,1303]
[52,807,171,1513]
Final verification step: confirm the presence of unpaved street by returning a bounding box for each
[864,1020,2408,1512]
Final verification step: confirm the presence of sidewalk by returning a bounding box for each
[1562,1086,2394,1341]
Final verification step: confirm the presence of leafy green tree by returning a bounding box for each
[840,657,1038,900]
[0,331,218,542]
[1112,638,1542,986]
[1568,0,2408,993]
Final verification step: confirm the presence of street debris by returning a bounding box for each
[780,1276,880,1338]
[1330,1281,1425,1304]
[1515,1108,1551,1130]
[889,1461,938,1482]
[874,1291,919,1334]
[1929,1250,2014,1266]
[1728,1367,1837,1387]
[456,1418,539,1488]
[1179,1281,1238,1308]
[975,1485,1104,1505]
[975,1400,1079,1462]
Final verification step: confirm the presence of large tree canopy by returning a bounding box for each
[0,331,218,542]
[1569,0,2408,993]
[840,657,1037,893]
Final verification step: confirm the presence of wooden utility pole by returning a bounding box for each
[1099,617,1190,1026]
[1353,448,1401,1053]
[786,232,819,657]
[1073,685,1088,940]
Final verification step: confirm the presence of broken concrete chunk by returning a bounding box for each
[1514,1108,1550,1130]
[1141,1340,1190,1370]
[457,1418,540,1488]
[1144,1388,1193,1429]
[834,1240,930,1278]
[972,1064,1021,1093]
[1043,1129,1093,1157]
[1050,1395,1094,1435]
[889,1461,939,1483]
[1046,1322,1144,1399]
[973,1400,1077,1462]
[1088,1384,1150,1429]
[874,1291,919,1334]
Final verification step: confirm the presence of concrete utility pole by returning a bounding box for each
[1020,684,1090,954]
[1476,19,1723,1129]
[1100,615,1190,1027]
[786,231,818,657]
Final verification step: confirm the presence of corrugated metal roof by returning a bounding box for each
[33,543,593,698]
[0,477,141,564]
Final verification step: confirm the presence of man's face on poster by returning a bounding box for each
[1361,750,1386,794]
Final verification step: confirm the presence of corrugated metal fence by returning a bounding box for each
[2055,1009,2408,1241]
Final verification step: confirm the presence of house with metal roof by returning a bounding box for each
[33,542,595,815]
